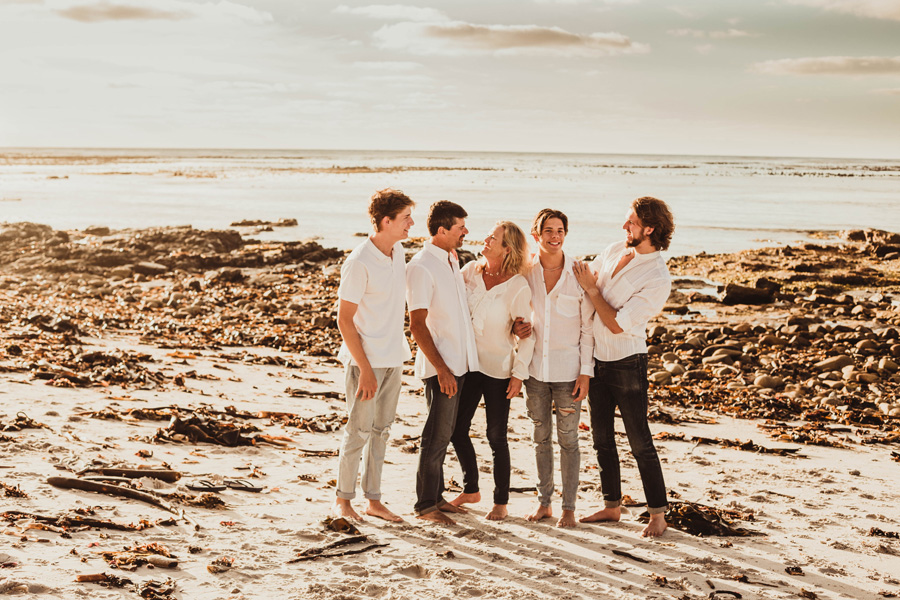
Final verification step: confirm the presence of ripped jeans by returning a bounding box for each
[336,365,402,501]
[524,378,582,512]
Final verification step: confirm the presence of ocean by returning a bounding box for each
[1,148,898,258]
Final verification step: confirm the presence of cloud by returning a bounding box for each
[788,0,900,22]
[753,56,900,75]
[57,2,190,21]
[667,28,755,38]
[873,87,900,94]
[334,4,448,22]
[54,0,272,24]
[374,21,649,57]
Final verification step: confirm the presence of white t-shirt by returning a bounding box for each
[523,253,594,382]
[337,238,412,368]
[406,242,479,379]
[461,262,535,381]
[588,240,672,362]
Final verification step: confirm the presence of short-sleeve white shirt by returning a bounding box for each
[406,243,479,379]
[524,253,594,382]
[588,240,672,362]
[461,262,535,381]
[337,238,412,368]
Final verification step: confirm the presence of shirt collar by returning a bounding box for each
[364,237,393,263]
[424,241,451,261]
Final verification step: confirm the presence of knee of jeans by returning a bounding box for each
[372,423,391,442]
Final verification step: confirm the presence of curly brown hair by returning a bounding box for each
[631,196,674,251]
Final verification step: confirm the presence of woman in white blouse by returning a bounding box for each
[448,221,535,520]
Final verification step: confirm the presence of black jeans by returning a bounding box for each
[589,354,667,514]
[415,374,465,515]
[449,371,511,505]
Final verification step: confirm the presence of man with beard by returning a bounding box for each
[407,201,479,524]
[572,196,675,537]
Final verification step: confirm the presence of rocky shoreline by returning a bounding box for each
[2,222,898,432]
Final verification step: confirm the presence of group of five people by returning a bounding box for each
[332,189,675,537]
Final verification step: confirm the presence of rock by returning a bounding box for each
[683,369,710,381]
[661,352,679,362]
[83,225,111,236]
[649,371,672,384]
[648,325,667,338]
[878,358,898,372]
[814,355,854,372]
[758,334,788,346]
[647,344,662,355]
[721,283,774,305]
[133,261,169,276]
[664,362,686,375]
[110,265,133,279]
[754,375,784,389]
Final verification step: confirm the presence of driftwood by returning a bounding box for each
[79,468,182,483]
[46,477,198,530]
[2,510,155,531]
[288,535,388,563]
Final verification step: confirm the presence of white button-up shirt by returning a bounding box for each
[589,240,672,362]
[461,262,535,381]
[524,253,594,382]
[406,242,480,379]
[337,238,412,368]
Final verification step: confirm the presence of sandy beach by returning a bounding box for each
[2,222,899,600]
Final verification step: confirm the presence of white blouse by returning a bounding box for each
[461,261,535,381]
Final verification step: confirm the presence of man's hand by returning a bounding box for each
[437,366,458,397]
[512,317,532,339]
[506,377,523,399]
[572,374,590,402]
[356,367,378,401]
[572,261,599,293]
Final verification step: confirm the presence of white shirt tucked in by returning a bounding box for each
[589,240,672,362]
[461,262,535,381]
[406,242,480,379]
[337,238,412,368]
[523,253,594,382]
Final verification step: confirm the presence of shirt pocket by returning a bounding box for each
[556,293,580,318]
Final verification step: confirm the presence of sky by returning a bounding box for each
[1,0,899,158]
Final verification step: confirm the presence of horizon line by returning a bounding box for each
[1,145,899,163]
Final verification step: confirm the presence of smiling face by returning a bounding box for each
[481,224,509,262]
[434,216,467,251]
[623,209,653,251]
[534,217,566,255]
[382,206,414,242]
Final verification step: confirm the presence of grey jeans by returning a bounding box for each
[336,365,402,501]
[524,378,582,512]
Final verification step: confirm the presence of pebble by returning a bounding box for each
[754,375,784,389]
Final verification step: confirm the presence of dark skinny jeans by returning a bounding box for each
[589,353,668,514]
[449,371,511,506]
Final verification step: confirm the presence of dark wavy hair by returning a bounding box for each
[427,200,468,236]
[631,196,674,251]
[530,208,568,236]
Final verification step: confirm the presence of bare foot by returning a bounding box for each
[417,510,456,525]
[365,500,403,523]
[449,491,481,507]
[526,504,552,522]
[439,501,468,514]
[557,509,577,528]
[641,513,668,537]
[579,506,621,523]
[332,498,363,521]
[486,504,508,521]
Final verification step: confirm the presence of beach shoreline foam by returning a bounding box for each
[1,222,899,599]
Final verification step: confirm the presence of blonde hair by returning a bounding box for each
[479,221,530,276]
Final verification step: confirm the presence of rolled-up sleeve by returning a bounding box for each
[509,282,535,381]
[579,289,595,376]
[614,277,671,334]
[406,263,434,312]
